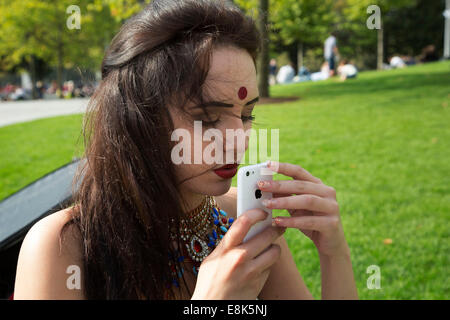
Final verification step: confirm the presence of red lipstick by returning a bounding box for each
[213,163,239,179]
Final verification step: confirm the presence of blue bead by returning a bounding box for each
[214,219,219,225]
[220,226,228,233]
[212,229,217,239]
[208,241,215,247]
[193,266,198,275]
[173,279,179,287]
[228,217,234,224]
[213,207,219,216]
[219,209,227,216]
[177,255,184,262]
[219,234,224,239]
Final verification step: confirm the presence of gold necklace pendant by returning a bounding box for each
[168,195,234,279]
[179,196,214,262]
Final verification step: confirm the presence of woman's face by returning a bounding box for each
[169,45,259,205]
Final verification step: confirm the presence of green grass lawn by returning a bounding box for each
[1,61,449,299]
[0,114,85,200]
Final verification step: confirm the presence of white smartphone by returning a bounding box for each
[237,161,274,243]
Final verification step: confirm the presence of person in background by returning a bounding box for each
[310,61,330,82]
[401,55,416,66]
[337,59,358,81]
[36,81,44,99]
[63,80,75,99]
[293,65,311,82]
[47,81,58,95]
[419,45,439,63]
[269,58,277,85]
[276,62,296,84]
[324,31,339,77]
[389,55,406,69]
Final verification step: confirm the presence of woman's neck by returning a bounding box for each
[179,191,209,216]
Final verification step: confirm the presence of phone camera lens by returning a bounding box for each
[246,171,249,176]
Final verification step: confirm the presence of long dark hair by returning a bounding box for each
[61,0,261,299]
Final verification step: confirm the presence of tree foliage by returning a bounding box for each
[0,0,150,74]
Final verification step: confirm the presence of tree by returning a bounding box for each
[258,0,270,98]
[344,0,417,69]
[237,0,336,72]
[270,0,335,70]
[0,0,149,98]
[235,0,270,97]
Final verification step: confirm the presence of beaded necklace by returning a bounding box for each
[166,195,234,290]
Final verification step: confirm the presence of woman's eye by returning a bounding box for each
[193,112,254,127]
[195,115,221,127]
[241,114,255,122]
[202,118,221,127]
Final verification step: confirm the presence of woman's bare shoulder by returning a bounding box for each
[14,206,85,299]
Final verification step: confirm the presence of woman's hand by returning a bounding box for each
[257,161,349,258]
[191,209,286,300]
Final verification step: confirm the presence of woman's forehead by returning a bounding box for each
[205,46,258,104]
[202,81,257,106]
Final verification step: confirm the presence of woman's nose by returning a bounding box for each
[222,118,249,162]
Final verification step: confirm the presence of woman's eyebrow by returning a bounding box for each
[245,96,259,106]
[191,96,259,109]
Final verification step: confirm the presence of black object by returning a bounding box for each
[0,158,82,299]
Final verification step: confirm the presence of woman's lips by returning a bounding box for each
[213,163,239,179]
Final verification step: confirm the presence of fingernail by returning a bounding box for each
[271,218,278,227]
[258,181,266,187]
[276,217,287,227]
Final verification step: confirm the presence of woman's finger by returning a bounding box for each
[238,225,285,260]
[273,215,338,232]
[222,209,268,250]
[258,179,335,198]
[267,161,322,184]
[248,243,282,274]
[263,194,339,215]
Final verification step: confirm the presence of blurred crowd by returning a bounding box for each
[386,45,440,69]
[0,80,97,102]
[270,37,442,85]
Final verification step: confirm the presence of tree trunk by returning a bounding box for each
[29,55,37,99]
[56,17,64,99]
[258,0,270,98]
[377,20,384,70]
[297,41,303,70]
[57,45,63,99]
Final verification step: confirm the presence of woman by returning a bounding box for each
[13,0,358,300]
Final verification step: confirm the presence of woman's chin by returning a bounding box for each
[193,178,233,196]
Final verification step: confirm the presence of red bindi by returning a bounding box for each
[238,87,248,100]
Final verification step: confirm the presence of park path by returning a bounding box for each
[0,98,88,128]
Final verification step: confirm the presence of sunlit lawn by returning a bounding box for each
[1,61,449,299]
[0,114,84,200]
